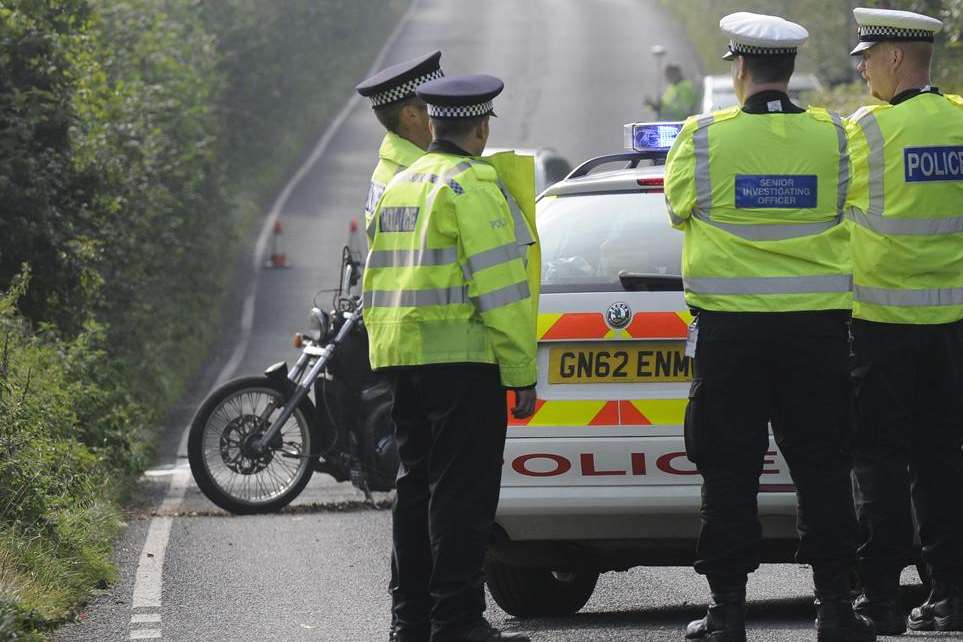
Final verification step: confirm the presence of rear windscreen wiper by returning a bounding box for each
[618,271,684,292]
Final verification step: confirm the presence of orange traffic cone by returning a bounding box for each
[265,220,290,268]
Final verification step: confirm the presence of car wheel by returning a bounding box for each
[485,560,598,618]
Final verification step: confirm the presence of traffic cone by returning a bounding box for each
[265,220,290,268]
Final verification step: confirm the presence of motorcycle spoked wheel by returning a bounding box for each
[188,376,321,514]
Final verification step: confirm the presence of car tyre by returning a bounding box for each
[485,560,598,618]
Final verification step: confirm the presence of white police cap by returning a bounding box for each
[720,12,808,61]
[850,8,943,56]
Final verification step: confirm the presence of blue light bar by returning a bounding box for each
[623,121,684,153]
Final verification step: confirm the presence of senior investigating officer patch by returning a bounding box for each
[734,175,818,209]
[904,146,963,182]
[380,207,420,232]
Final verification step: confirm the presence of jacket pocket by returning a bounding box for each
[684,378,704,465]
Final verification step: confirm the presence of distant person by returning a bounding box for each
[647,63,697,120]
[363,73,537,642]
[846,7,963,636]
[356,51,443,248]
[355,50,442,642]
[665,11,874,642]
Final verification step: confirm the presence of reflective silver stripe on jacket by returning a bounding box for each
[497,179,535,247]
[691,210,838,241]
[846,209,963,236]
[363,285,469,308]
[666,201,686,226]
[366,247,458,269]
[854,285,963,307]
[692,114,715,213]
[856,113,886,216]
[474,280,531,312]
[830,111,850,219]
[401,161,475,187]
[464,243,522,279]
[685,274,853,295]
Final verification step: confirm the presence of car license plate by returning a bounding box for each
[548,342,692,384]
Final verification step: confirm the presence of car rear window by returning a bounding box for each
[538,191,682,293]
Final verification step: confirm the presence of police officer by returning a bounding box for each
[664,12,874,642]
[357,54,446,642]
[363,74,537,642]
[357,51,444,246]
[647,63,697,121]
[846,7,963,635]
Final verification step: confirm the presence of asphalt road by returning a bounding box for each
[54,1,939,641]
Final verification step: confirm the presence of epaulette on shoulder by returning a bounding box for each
[466,161,497,183]
[946,94,963,108]
[708,105,741,124]
[848,103,889,123]
[806,106,834,122]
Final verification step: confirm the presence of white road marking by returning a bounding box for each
[128,1,423,638]
[130,613,162,624]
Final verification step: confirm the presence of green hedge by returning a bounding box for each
[0,0,408,636]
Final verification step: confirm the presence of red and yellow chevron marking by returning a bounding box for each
[507,394,687,427]
[537,311,693,341]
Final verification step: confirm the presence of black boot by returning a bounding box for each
[853,566,905,635]
[685,578,747,642]
[814,567,876,642]
[853,593,906,635]
[908,579,963,631]
[450,618,531,641]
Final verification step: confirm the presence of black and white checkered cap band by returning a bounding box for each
[369,69,444,107]
[730,41,798,55]
[858,25,935,42]
[427,100,494,119]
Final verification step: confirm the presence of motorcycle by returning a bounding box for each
[187,247,397,514]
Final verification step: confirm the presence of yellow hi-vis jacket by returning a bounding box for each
[362,149,538,388]
[845,93,963,325]
[664,106,852,312]
[363,132,426,245]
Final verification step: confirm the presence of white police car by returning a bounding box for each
[484,123,800,618]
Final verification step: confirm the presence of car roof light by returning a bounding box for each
[623,121,684,153]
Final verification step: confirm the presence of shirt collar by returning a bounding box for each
[890,85,941,106]
[380,131,425,167]
[741,90,805,115]
[428,139,474,157]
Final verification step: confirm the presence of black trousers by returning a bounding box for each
[851,319,963,592]
[686,311,859,581]
[387,364,507,642]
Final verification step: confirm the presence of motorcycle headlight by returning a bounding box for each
[308,307,329,340]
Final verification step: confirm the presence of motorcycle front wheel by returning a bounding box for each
[188,376,319,514]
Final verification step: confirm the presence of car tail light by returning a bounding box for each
[637,177,664,192]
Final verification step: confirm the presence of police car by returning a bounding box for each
[484,123,800,618]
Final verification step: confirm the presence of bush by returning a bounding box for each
[0,0,409,635]
[0,272,137,623]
